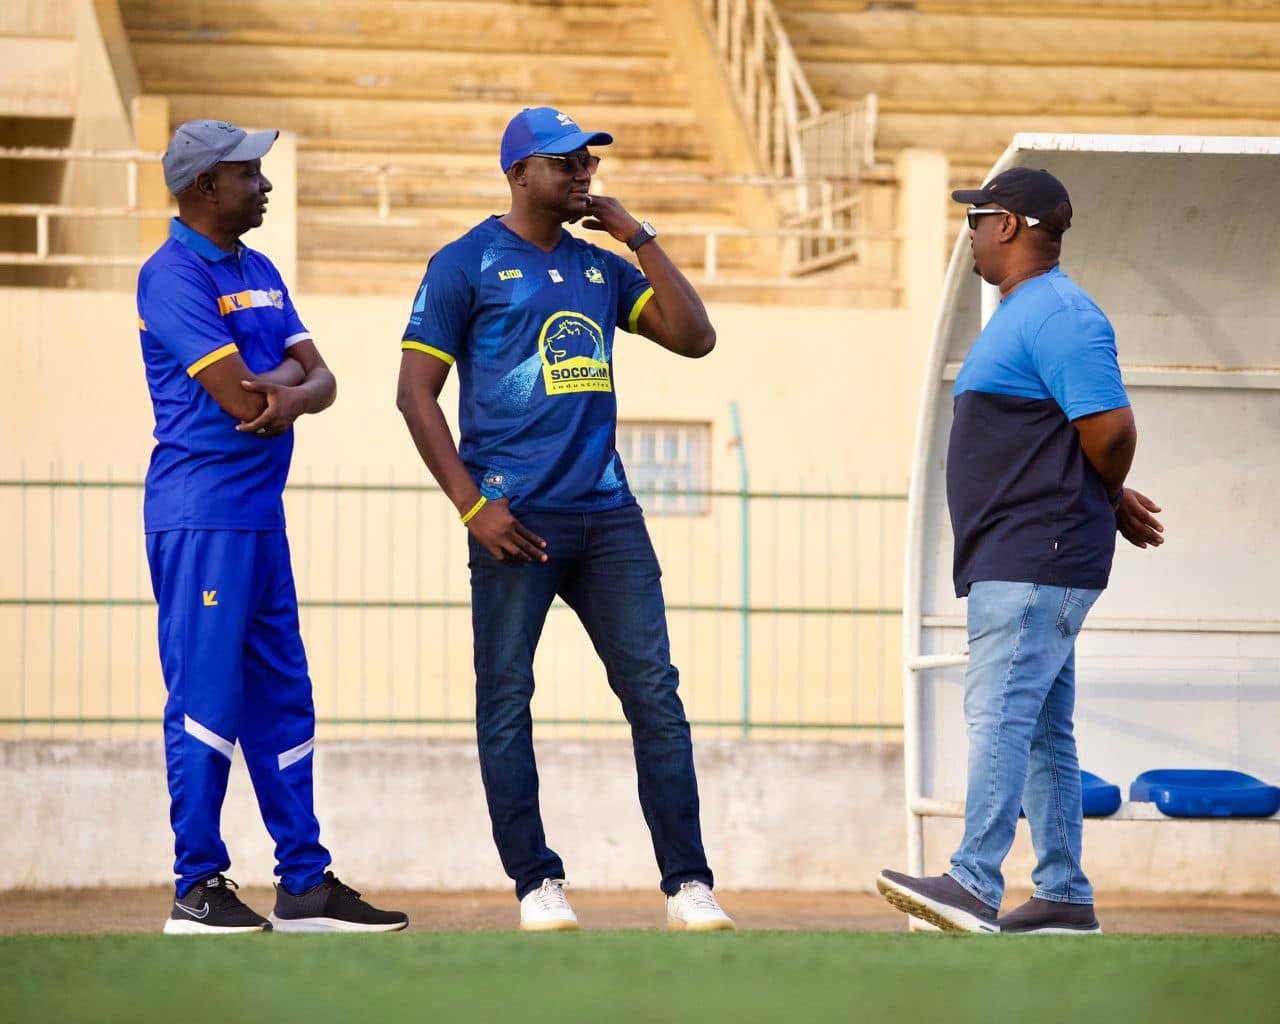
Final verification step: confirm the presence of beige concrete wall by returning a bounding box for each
[0,286,924,738]
[4,738,1276,895]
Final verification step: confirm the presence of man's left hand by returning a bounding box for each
[236,380,307,437]
[1115,487,1165,549]
[578,195,641,245]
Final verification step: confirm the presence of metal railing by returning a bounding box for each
[0,148,897,289]
[0,146,170,267]
[698,0,878,274]
[0,476,906,741]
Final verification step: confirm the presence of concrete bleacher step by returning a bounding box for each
[804,64,1280,122]
[119,0,666,56]
[132,43,688,108]
[782,8,1280,70]
[875,110,1280,165]
[166,95,710,161]
[775,0,1280,20]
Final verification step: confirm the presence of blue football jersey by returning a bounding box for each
[402,216,654,513]
[138,219,311,532]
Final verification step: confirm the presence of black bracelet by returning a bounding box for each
[1108,489,1124,510]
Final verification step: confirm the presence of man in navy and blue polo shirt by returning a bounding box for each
[877,168,1165,935]
[139,119,405,934]
[396,107,735,932]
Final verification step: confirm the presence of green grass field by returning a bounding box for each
[4,932,1277,1023]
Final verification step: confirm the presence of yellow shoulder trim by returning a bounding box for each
[186,342,239,378]
[627,287,655,334]
[401,340,456,366]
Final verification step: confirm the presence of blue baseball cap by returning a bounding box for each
[500,107,613,172]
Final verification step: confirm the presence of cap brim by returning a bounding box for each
[951,187,993,205]
[536,129,614,155]
[223,129,279,163]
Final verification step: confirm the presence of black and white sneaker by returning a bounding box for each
[163,874,271,935]
[269,872,408,933]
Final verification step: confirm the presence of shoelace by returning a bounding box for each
[323,872,365,903]
[531,879,571,911]
[677,882,719,910]
[203,875,244,908]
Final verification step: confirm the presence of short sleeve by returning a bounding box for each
[401,250,474,366]
[280,280,311,347]
[1029,307,1129,421]
[603,250,653,334]
[139,262,238,377]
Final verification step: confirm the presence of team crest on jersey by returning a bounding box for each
[538,312,611,395]
[268,288,283,309]
[584,266,604,285]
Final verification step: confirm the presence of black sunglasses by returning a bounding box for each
[530,152,600,174]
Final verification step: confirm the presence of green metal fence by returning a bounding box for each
[0,475,906,740]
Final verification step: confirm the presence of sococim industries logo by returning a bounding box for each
[538,311,611,395]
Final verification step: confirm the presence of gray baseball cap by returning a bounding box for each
[162,119,279,196]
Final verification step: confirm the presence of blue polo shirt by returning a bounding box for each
[402,216,654,512]
[947,266,1129,597]
[138,218,311,532]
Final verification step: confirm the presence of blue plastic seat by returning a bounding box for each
[1080,770,1122,817]
[1019,770,1121,818]
[1129,770,1280,818]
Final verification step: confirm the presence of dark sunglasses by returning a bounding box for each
[531,152,600,174]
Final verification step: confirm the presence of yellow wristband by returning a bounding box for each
[460,496,487,525]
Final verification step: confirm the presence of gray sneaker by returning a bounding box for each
[876,870,999,933]
[269,872,408,933]
[997,897,1102,935]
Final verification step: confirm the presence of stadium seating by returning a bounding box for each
[774,0,1280,216]
[118,0,763,295]
[1130,770,1280,819]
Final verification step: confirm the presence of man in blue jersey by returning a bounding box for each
[396,107,734,932]
[877,168,1165,935]
[139,119,406,934]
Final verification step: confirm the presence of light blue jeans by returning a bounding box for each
[947,581,1102,909]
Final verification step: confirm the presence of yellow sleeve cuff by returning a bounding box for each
[186,342,239,377]
[627,287,655,334]
[401,340,456,366]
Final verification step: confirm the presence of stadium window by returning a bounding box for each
[617,420,710,516]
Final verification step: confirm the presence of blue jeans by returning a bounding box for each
[468,502,712,900]
[948,581,1101,909]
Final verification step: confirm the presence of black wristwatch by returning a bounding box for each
[628,221,658,251]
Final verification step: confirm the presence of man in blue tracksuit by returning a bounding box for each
[139,119,405,933]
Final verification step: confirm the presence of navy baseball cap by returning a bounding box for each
[952,167,1073,231]
[499,107,614,173]
[163,119,278,196]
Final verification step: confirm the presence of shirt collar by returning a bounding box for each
[169,218,238,263]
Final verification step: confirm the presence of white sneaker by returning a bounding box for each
[666,881,736,932]
[519,878,579,932]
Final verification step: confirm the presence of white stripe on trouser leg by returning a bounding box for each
[278,737,314,771]
[183,714,235,760]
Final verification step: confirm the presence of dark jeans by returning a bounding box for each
[468,502,713,900]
